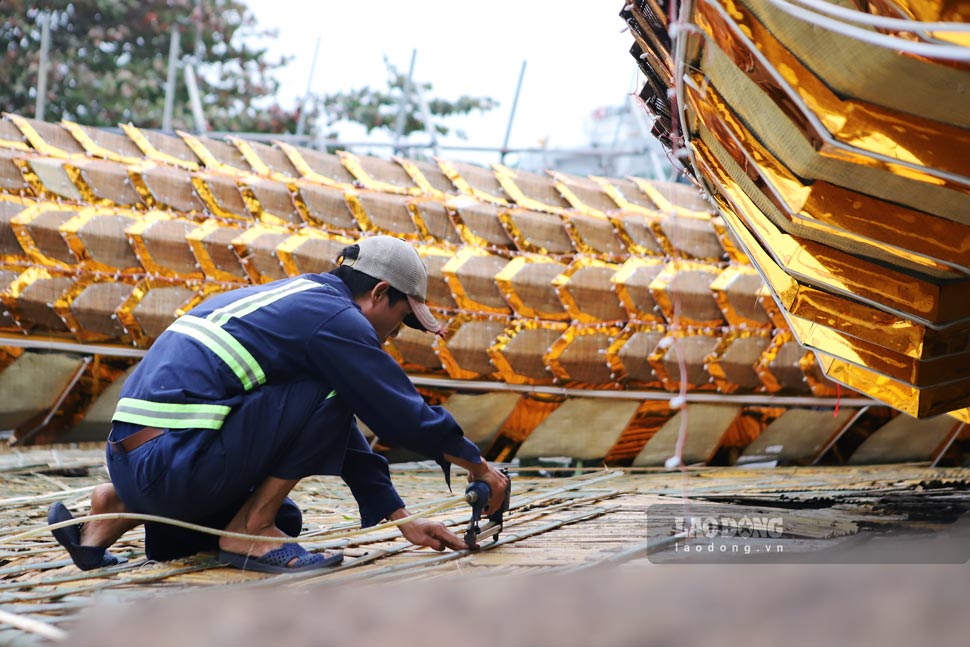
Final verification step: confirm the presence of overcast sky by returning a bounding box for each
[243,0,642,159]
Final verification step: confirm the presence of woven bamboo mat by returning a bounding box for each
[1,445,970,643]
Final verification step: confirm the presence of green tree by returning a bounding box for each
[0,0,304,133]
[320,57,498,141]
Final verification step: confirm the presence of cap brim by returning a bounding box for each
[404,295,441,333]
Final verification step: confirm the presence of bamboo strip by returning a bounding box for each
[0,608,67,642]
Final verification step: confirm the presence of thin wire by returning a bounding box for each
[766,0,970,60]
[784,0,970,32]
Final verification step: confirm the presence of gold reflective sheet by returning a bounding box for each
[622,0,970,415]
[0,112,849,448]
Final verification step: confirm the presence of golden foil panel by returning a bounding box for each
[9,203,82,269]
[699,0,970,184]
[186,220,248,282]
[178,131,252,176]
[754,331,813,394]
[0,269,24,331]
[6,114,87,159]
[494,256,569,321]
[4,267,74,332]
[693,15,970,222]
[69,159,146,208]
[414,244,459,311]
[710,216,750,264]
[0,150,34,196]
[562,212,628,260]
[126,214,204,279]
[608,211,666,256]
[740,0,970,128]
[687,78,968,276]
[57,278,136,342]
[240,178,302,228]
[61,121,145,165]
[228,138,301,181]
[386,320,447,374]
[553,258,626,323]
[15,156,84,202]
[488,320,568,385]
[436,159,509,205]
[785,311,970,389]
[441,248,511,314]
[120,125,200,170]
[115,280,207,347]
[631,178,711,216]
[292,181,358,233]
[277,143,357,187]
[191,172,251,223]
[436,314,509,379]
[0,113,875,448]
[396,157,455,197]
[499,208,575,255]
[552,171,624,216]
[0,116,31,151]
[649,260,725,327]
[710,264,772,328]
[815,353,970,418]
[687,72,970,271]
[231,226,290,284]
[655,212,724,262]
[706,329,773,393]
[648,330,721,391]
[410,198,461,245]
[698,130,970,323]
[346,191,422,238]
[278,231,353,278]
[606,323,666,386]
[494,165,571,214]
[0,200,31,263]
[706,171,970,360]
[59,209,141,273]
[130,163,207,214]
[340,152,422,196]
[611,257,670,323]
[447,197,516,251]
[61,121,143,164]
[594,177,660,213]
[546,324,622,384]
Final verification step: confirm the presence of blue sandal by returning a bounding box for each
[219,543,343,574]
[48,502,128,571]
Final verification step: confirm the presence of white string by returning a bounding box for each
[784,0,970,33]
[765,0,970,61]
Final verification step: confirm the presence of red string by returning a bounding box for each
[834,383,841,417]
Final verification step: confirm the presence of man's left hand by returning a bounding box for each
[390,509,467,551]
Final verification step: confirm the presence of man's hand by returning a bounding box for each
[445,456,509,516]
[389,508,467,551]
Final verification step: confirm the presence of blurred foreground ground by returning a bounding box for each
[1,445,969,645]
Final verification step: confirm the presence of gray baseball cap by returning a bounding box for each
[340,235,441,333]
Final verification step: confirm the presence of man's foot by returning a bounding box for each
[48,502,128,571]
[218,525,342,572]
[81,483,137,547]
[48,484,140,571]
[219,543,343,573]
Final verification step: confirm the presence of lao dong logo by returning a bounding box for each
[673,515,784,539]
